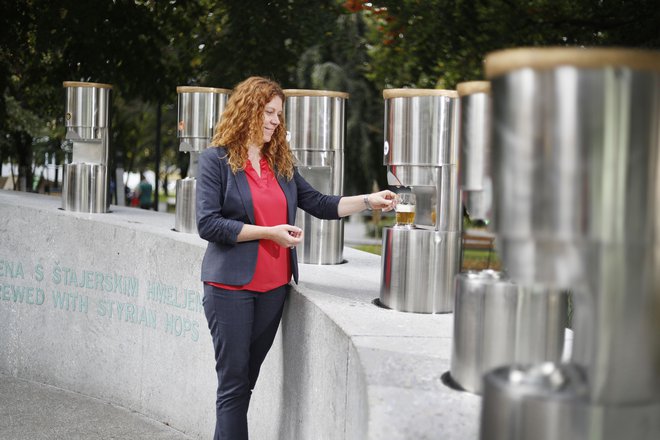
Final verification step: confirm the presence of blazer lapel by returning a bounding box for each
[277,173,300,283]
[276,174,296,225]
[234,170,256,224]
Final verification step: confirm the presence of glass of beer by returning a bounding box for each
[395,193,416,227]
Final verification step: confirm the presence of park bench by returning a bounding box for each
[462,229,497,270]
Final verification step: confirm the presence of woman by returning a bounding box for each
[196,76,394,440]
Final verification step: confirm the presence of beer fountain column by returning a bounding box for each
[61,81,112,213]
[449,81,567,394]
[174,86,230,233]
[379,89,462,313]
[456,81,493,223]
[284,89,348,264]
[480,47,660,440]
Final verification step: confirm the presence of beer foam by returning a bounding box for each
[396,204,415,213]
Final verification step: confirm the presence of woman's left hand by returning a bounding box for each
[368,190,396,212]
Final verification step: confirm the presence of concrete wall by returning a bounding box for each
[0,190,481,439]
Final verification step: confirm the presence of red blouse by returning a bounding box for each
[207,158,291,292]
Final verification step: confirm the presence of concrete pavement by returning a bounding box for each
[0,374,192,440]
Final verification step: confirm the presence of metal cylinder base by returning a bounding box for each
[174,178,197,234]
[61,163,108,213]
[451,270,567,394]
[481,362,660,440]
[481,362,588,440]
[380,227,461,313]
[295,211,343,265]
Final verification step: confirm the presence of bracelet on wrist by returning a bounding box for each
[363,194,373,211]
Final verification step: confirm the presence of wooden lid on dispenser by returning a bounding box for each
[457,81,491,96]
[176,86,231,94]
[63,81,112,89]
[283,89,349,99]
[383,88,458,99]
[485,47,660,78]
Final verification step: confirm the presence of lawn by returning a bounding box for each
[348,244,500,272]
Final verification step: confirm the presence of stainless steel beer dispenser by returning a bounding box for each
[61,81,112,213]
[379,89,462,313]
[457,81,492,223]
[480,47,660,440]
[284,89,348,264]
[174,86,230,233]
[450,81,567,394]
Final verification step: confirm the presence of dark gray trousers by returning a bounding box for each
[202,283,288,440]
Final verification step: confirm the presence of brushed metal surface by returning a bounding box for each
[177,88,229,152]
[380,227,461,313]
[286,92,347,264]
[175,88,229,232]
[383,92,459,173]
[174,178,197,234]
[61,163,108,213]
[459,90,492,222]
[483,47,660,440]
[450,270,567,394]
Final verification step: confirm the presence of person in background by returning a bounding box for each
[135,172,153,209]
[196,76,395,440]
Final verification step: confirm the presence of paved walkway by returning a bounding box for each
[0,374,193,440]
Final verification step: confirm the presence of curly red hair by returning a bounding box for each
[211,76,295,180]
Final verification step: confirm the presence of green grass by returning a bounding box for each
[348,244,501,271]
[462,248,500,271]
[350,244,383,255]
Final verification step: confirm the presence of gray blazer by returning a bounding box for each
[196,146,342,285]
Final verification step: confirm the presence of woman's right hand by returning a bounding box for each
[268,224,303,248]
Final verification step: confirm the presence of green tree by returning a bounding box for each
[356,0,660,90]
[198,0,341,88]
[333,0,660,193]
[197,0,386,193]
[0,0,204,191]
[295,11,387,194]
[4,0,660,198]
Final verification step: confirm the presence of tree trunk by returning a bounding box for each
[154,100,162,211]
[14,131,33,192]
